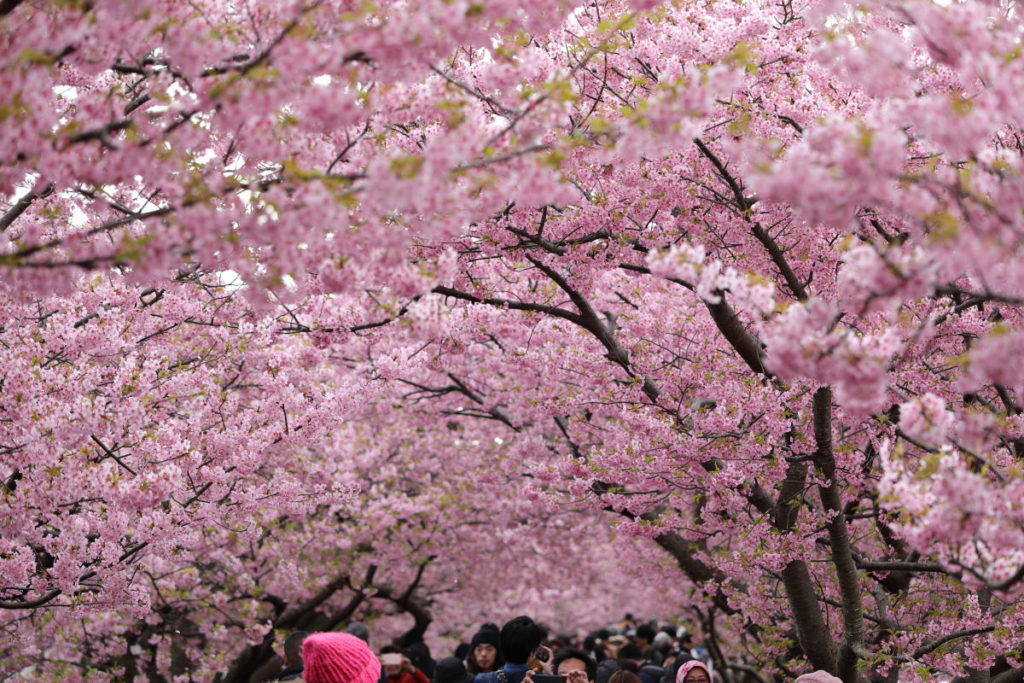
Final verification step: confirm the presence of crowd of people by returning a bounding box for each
[264,615,843,683]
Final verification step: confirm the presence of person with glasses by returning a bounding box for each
[674,661,711,683]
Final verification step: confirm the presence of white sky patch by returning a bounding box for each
[217,269,246,291]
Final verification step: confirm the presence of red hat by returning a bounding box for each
[302,632,381,683]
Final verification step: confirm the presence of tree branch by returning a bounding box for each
[432,285,584,326]
[0,183,54,233]
[0,0,24,16]
[694,137,807,300]
[911,626,995,659]
[812,387,866,682]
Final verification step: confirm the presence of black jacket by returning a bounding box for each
[277,663,303,681]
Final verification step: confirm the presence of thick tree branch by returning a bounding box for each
[753,458,839,672]
[694,137,808,300]
[0,588,62,610]
[911,626,995,659]
[376,560,435,647]
[694,137,753,212]
[0,542,147,610]
[704,299,772,377]
[812,387,866,682]
[750,221,809,300]
[0,183,54,233]
[992,665,1024,683]
[433,285,583,326]
[854,559,947,573]
[652,528,737,616]
[220,566,376,683]
[0,0,25,16]
[524,256,647,385]
[618,260,770,377]
[782,560,838,672]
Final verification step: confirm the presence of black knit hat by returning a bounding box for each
[470,624,501,650]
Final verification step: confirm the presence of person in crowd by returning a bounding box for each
[617,643,663,683]
[650,633,672,668]
[347,622,371,643]
[381,645,431,683]
[467,623,504,675]
[302,632,381,683]
[608,670,643,683]
[660,631,695,683]
[473,616,549,683]
[408,641,437,680]
[604,635,626,660]
[589,631,612,664]
[582,635,599,662]
[595,635,626,683]
[275,631,308,682]
[794,672,841,683]
[435,656,475,683]
[595,657,619,683]
[674,661,711,683]
[633,625,661,666]
[547,633,571,652]
[676,630,695,660]
[552,647,597,683]
[396,620,436,679]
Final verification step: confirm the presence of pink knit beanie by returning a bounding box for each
[795,672,842,683]
[676,661,711,683]
[302,632,381,683]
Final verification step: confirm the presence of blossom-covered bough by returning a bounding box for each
[2,0,1024,681]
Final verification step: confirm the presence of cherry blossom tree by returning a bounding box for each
[3,0,1024,681]
[0,272,676,680]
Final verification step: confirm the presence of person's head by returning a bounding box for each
[553,648,597,683]
[472,643,498,672]
[608,670,642,683]
[500,616,545,665]
[302,632,381,683]
[407,641,435,679]
[381,645,405,678]
[794,673,842,683]
[283,631,309,668]
[346,621,370,643]
[434,656,474,683]
[617,643,644,665]
[675,661,711,683]
[652,632,672,654]
[548,634,570,651]
[605,635,627,659]
[468,624,503,673]
[634,625,655,650]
